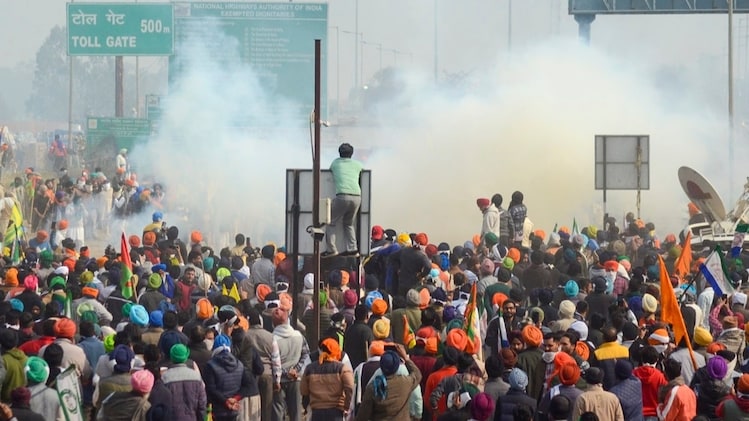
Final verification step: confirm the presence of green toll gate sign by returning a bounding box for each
[67,3,174,55]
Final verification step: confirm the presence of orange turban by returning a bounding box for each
[371,299,387,316]
[419,288,431,310]
[256,284,272,302]
[369,341,385,357]
[472,234,481,248]
[492,293,509,311]
[521,325,543,348]
[414,233,428,247]
[190,231,202,243]
[143,232,156,246]
[575,342,590,361]
[54,318,76,338]
[4,268,18,287]
[508,248,521,264]
[707,342,727,355]
[533,229,546,241]
[96,257,108,268]
[446,328,469,351]
[82,286,99,298]
[129,235,141,248]
[57,220,69,230]
[319,337,341,363]
[425,337,439,355]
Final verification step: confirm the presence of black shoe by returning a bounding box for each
[321,251,339,258]
[341,250,360,258]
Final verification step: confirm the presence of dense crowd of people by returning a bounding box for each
[0,155,748,421]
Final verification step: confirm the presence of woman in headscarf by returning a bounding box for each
[356,345,422,421]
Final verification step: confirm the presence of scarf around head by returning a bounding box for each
[319,337,341,364]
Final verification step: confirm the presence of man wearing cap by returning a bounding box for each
[370,225,388,252]
[717,373,749,418]
[40,318,91,381]
[98,369,154,421]
[571,367,624,421]
[25,357,62,421]
[387,233,432,296]
[717,315,746,357]
[323,142,363,259]
[609,360,643,421]
[477,197,499,242]
[70,285,112,326]
[163,344,207,421]
[516,325,545,401]
[138,273,166,313]
[142,211,164,238]
[391,290,422,348]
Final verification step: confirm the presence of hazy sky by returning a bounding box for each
[1,0,741,96]
[3,0,746,241]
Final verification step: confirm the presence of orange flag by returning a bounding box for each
[658,255,697,369]
[674,231,692,280]
[403,314,416,349]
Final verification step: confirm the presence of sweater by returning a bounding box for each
[355,359,421,421]
[610,377,644,421]
[28,382,63,421]
[162,364,207,421]
[572,385,624,421]
[204,350,254,418]
[273,323,309,381]
[300,359,354,411]
[1,349,27,402]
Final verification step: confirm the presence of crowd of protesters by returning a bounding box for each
[0,162,747,421]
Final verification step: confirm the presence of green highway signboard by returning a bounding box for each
[67,3,174,55]
[86,117,153,150]
[171,2,327,125]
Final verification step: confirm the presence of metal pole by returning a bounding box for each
[335,26,340,119]
[354,0,359,89]
[311,39,322,346]
[135,0,139,117]
[115,56,124,117]
[378,44,382,73]
[67,0,74,165]
[729,0,736,196]
[360,34,364,85]
[434,0,438,82]
[508,0,512,52]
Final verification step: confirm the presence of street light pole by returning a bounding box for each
[354,0,359,89]
[329,26,340,118]
[729,0,736,195]
[434,0,438,82]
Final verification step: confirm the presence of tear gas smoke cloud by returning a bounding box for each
[127,32,726,250]
[364,39,725,245]
[128,24,309,247]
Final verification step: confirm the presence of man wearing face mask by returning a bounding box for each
[540,332,562,392]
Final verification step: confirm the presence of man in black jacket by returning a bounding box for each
[204,334,261,421]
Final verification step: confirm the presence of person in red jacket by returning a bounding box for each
[717,373,749,418]
[633,346,667,420]
[423,346,460,421]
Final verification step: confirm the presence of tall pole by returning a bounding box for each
[115,56,124,117]
[360,34,364,86]
[434,0,438,82]
[67,0,74,165]
[508,0,513,51]
[729,0,736,196]
[311,39,322,346]
[354,0,359,89]
[336,26,340,118]
[135,0,139,117]
[378,44,382,73]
